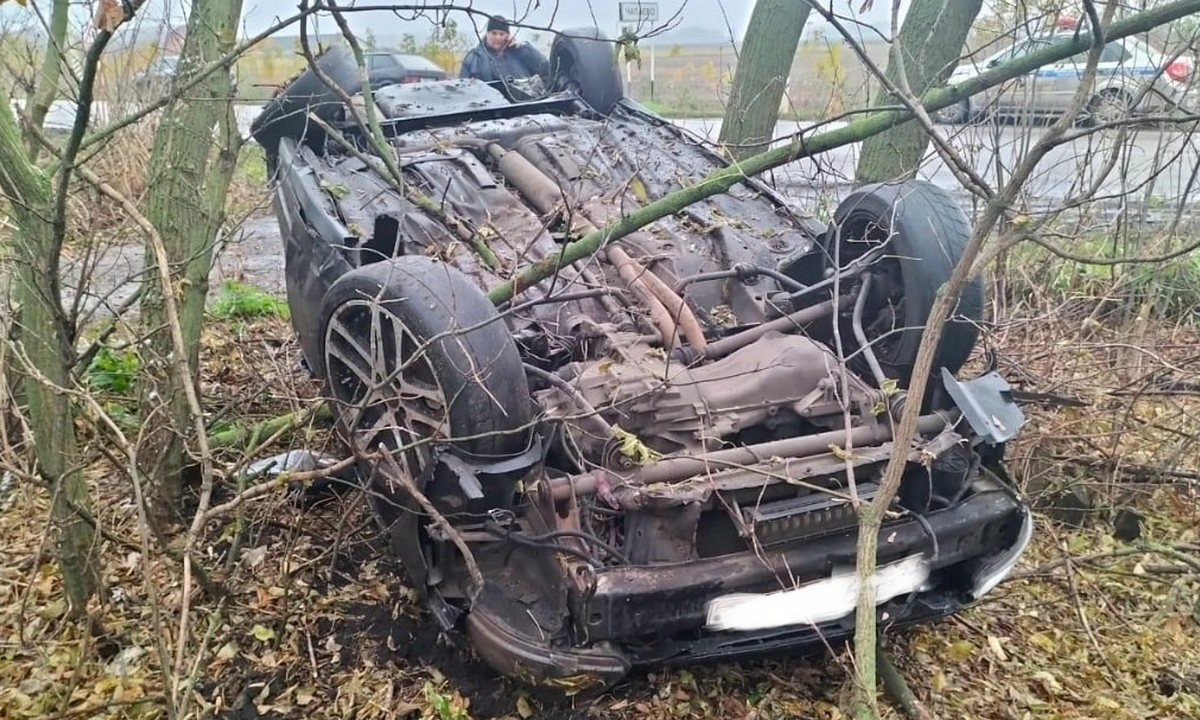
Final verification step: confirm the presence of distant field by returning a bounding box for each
[621,39,892,119]
[0,37,892,118]
[222,39,894,118]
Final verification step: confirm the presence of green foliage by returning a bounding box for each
[1008,234,1200,321]
[85,346,139,393]
[234,144,267,186]
[422,682,470,720]
[417,18,470,72]
[617,28,642,67]
[612,425,661,464]
[210,280,289,320]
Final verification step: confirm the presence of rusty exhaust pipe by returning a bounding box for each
[486,143,707,350]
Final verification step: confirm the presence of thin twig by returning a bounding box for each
[377,446,484,595]
[1061,540,1121,677]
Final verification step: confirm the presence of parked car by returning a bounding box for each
[937,29,1194,125]
[363,51,448,88]
[250,31,1032,688]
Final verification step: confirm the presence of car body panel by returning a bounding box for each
[365,51,449,87]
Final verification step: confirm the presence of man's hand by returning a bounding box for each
[506,34,522,48]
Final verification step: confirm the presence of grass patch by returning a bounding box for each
[210,280,289,320]
[1006,232,1200,322]
[85,346,139,394]
[234,143,268,187]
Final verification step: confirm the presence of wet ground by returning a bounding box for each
[61,214,287,320]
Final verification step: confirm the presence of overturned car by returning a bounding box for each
[251,28,1032,687]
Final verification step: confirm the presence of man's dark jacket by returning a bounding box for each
[459,41,549,82]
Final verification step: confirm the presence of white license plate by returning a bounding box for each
[705,554,932,632]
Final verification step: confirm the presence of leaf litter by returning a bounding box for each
[0,304,1198,719]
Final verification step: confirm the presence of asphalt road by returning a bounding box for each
[230,102,1200,215]
[671,117,1200,219]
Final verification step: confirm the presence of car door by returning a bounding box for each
[1044,38,1130,113]
[1002,36,1060,119]
[989,39,1040,117]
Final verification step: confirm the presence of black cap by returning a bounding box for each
[487,15,510,33]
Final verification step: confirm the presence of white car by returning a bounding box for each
[938,30,1194,125]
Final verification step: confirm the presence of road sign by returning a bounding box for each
[619,1,659,23]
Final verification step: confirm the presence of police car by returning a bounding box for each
[937,19,1194,126]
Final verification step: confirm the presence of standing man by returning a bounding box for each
[459,15,550,82]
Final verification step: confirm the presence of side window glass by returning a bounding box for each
[988,40,1031,67]
[1068,40,1129,65]
[1101,41,1128,63]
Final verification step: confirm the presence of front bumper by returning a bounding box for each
[467,482,1031,682]
[584,486,1025,642]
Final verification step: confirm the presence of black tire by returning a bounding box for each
[549,27,624,114]
[318,256,533,504]
[1084,89,1133,127]
[935,99,970,125]
[319,258,534,628]
[250,45,362,155]
[826,180,982,385]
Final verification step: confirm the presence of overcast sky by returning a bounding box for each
[1,0,944,45]
[234,0,912,40]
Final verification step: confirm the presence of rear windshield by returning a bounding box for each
[396,55,445,73]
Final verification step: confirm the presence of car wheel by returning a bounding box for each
[825,180,983,387]
[250,45,362,154]
[318,257,533,617]
[935,99,970,125]
[1085,90,1133,126]
[549,26,624,114]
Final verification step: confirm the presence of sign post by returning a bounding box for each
[618,2,659,102]
[618,1,659,22]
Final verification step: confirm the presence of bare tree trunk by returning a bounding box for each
[24,0,70,159]
[718,0,811,160]
[0,83,97,614]
[855,0,984,184]
[139,0,244,525]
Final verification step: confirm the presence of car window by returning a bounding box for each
[985,39,1036,66]
[369,54,398,70]
[1066,40,1130,65]
[1102,41,1130,63]
[396,55,445,73]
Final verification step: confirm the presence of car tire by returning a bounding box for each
[319,257,534,624]
[250,45,363,155]
[1085,89,1133,127]
[825,180,983,387]
[319,256,533,493]
[935,99,970,125]
[549,26,624,114]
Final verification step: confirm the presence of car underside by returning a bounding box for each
[251,30,1033,688]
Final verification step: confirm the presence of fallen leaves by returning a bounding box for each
[249,624,276,643]
[1,311,1199,720]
